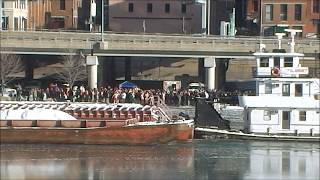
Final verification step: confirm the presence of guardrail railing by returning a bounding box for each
[1,31,319,56]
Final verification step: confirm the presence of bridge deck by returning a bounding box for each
[1,31,319,58]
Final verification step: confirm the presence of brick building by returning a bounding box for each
[27,0,85,30]
[245,0,320,37]
[48,0,83,29]
[28,0,52,30]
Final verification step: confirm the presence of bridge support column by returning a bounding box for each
[86,56,99,89]
[216,59,228,90]
[204,57,216,91]
[102,57,116,86]
[25,56,34,81]
[125,57,131,81]
[198,58,205,83]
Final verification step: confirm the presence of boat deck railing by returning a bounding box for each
[152,95,173,122]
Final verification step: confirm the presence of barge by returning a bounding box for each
[0,102,194,145]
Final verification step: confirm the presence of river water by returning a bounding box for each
[1,107,319,180]
[1,140,319,180]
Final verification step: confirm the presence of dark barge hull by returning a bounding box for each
[0,123,194,145]
[195,127,320,142]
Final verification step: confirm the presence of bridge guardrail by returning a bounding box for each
[2,30,319,42]
[1,31,319,56]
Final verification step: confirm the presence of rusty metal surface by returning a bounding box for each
[0,123,194,145]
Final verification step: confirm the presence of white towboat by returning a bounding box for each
[238,29,320,137]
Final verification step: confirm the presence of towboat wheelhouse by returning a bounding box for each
[238,30,320,136]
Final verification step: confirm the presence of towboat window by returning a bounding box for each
[282,84,290,96]
[295,84,303,96]
[284,57,293,67]
[264,111,271,121]
[260,57,269,67]
[282,111,290,129]
[299,111,306,121]
[265,83,272,94]
[274,57,280,67]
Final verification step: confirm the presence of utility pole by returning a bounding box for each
[0,0,3,31]
[101,0,104,42]
[143,19,146,33]
[207,0,210,35]
[260,0,263,37]
[182,16,185,34]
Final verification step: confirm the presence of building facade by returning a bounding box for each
[245,0,320,37]
[1,0,86,31]
[48,0,83,29]
[1,0,28,31]
[209,0,236,35]
[87,0,237,35]
[28,0,52,30]
[28,0,84,30]
[107,0,202,34]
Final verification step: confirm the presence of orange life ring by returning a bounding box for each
[271,67,280,76]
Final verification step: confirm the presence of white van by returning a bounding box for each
[188,82,205,92]
[0,84,17,97]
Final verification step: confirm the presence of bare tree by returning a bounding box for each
[0,53,24,86]
[54,51,87,88]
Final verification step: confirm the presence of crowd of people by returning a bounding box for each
[5,83,245,106]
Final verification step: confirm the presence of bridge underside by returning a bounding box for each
[13,54,231,91]
[2,47,318,60]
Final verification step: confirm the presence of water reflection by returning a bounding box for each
[1,143,195,180]
[1,140,319,180]
[244,142,319,180]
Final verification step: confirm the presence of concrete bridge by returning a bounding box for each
[1,31,319,58]
[1,31,319,90]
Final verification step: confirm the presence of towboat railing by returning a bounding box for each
[153,95,173,121]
